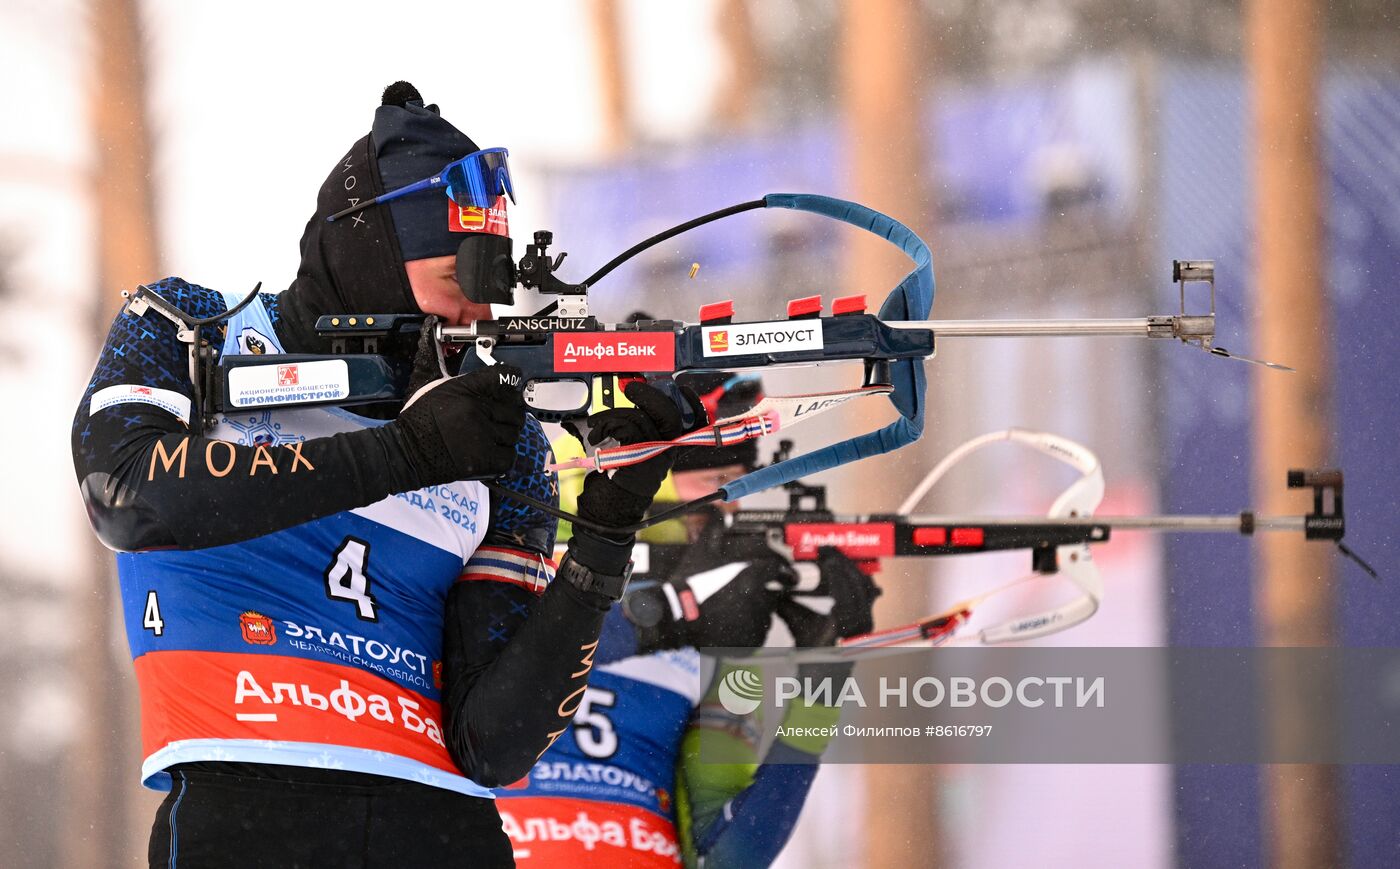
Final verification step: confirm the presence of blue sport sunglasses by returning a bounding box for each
[327,147,514,223]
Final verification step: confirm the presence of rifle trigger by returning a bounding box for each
[598,376,616,410]
[765,527,794,563]
[475,338,498,368]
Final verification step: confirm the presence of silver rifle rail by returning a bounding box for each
[885,314,1292,370]
[883,314,1211,340]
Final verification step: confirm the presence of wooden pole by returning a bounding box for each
[1245,0,1340,866]
[590,0,631,154]
[74,0,164,865]
[713,0,760,129]
[838,2,942,867]
[91,0,161,323]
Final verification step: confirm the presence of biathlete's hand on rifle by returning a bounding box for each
[564,381,707,579]
[775,547,881,683]
[625,555,789,651]
[777,546,882,647]
[566,381,707,533]
[389,315,526,487]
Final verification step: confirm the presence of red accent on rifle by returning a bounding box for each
[699,301,734,324]
[833,294,868,316]
[951,527,985,547]
[786,296,822,318]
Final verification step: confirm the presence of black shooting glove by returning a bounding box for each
[563,381,706,578]
[557,380,705,596]
[777,546,881,646]
[624,553,791,653]
[387,318,526,488]
[778,547,882,682]
[568,381,705,531]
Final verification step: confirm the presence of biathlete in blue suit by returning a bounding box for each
[72,82,692,868]
[500,373,880,868]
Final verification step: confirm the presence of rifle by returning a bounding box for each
[633,434,1373,650]
[125,195,1290,535]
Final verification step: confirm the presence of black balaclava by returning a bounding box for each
[277,82,481,353]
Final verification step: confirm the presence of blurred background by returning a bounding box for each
[1,0,1396,866]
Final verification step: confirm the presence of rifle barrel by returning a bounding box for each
[896,514,1306,533]
[885,316,1204,339]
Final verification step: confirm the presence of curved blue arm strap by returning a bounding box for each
[720,193,935,501]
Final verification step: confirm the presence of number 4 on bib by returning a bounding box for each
[143,590,164,636]
[323,537,379,621]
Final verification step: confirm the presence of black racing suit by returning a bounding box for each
[74,280,613,867]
